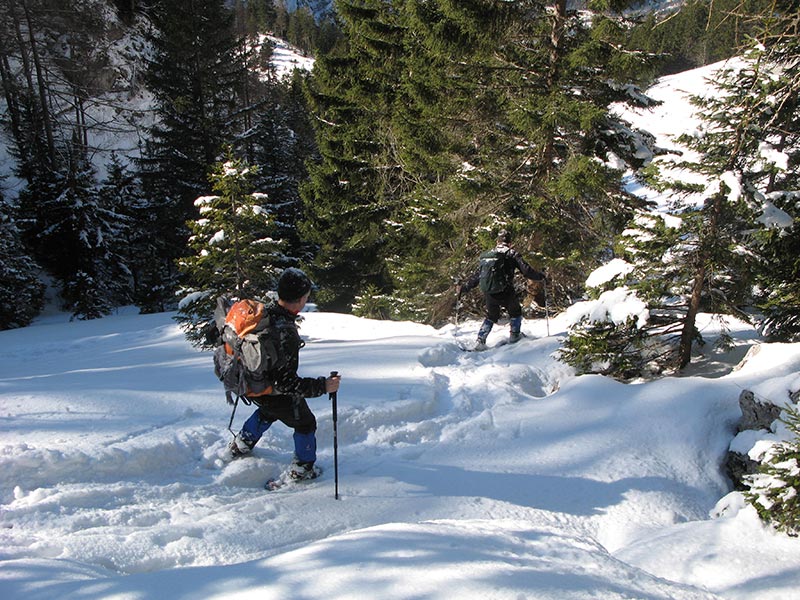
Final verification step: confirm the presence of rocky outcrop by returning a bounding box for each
[737,390,783,433]
[725,390,789,490]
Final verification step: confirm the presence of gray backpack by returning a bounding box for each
[212,297,278,404]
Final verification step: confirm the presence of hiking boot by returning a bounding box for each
[473,340,487,351]
[228,435,253,459]
[289,461,321,481]
[509,331,525,344]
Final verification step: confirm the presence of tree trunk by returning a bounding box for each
[0,52,26,161]
[541,0,567,175]
[19,0,56,166]
[679,261,705,369]
[678,193,724,368]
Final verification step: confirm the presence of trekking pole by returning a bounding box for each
[543,279,551,337]
[329,370,340,500]
[227,395,240,436]
[454,286,461,338]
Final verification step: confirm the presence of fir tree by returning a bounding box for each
[242,75,317,269]
[19,140,129,320]
[54,145,130,320]
[563,2,799,377]
[749,4,800,340]
[301,0,406,311]
[302,0,657,320]
[176,151,283,347]
[139,0,243,309]
[746,403,800,537]
[97,153,151,307]
[0,186,44,329]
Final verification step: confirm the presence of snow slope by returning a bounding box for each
[1,308,800,599]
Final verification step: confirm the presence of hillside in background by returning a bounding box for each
[0,0,703,198]
[0,2,314,196]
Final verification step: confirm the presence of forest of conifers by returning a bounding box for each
[1,0,797,377]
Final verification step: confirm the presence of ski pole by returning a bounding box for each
[330,370,340,500]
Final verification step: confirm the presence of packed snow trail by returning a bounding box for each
[2,310,800,599]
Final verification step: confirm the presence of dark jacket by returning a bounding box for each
[462,243,544,294]
[266,303,327,399]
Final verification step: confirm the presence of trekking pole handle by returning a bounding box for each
[329,370,339,401]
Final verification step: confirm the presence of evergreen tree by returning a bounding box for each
[176,151,283,347]
[563,1,800,377]
[245,74,318,268]
[302,0,656,320]
[27,142,130,320]
[0,186,44,329]
[139,0,243,309]
[749,4,800,340]
[98,153,153,307]
[641,7,799,367]
[415,0,656,307]
[301,0,407,311]
[746,404,800,536]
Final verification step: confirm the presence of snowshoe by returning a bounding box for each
[266,463,322,491]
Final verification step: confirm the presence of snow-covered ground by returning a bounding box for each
[262,34,315,80]
[1,307,799,599]
[2,32,800,600]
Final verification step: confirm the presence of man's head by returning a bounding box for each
[496,229,511,245]
[277,268,312,303]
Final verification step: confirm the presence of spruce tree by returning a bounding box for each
[244,75,317,269]
[563,1,799,376]
[749,4,800,340]
[301,0,407,311]
[21,141,129,320]
[139,0,243,309]
[176,151,282,347]
[0,186,44,329]
[302,0,657,320]
[98,153,152,308]
[746,404,800,536]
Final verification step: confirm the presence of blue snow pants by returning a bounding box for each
[239,396,317,464]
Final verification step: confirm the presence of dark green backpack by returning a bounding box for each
[478,248,511,294]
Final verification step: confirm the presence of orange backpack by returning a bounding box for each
[213,298,278,403]
[223,299,264,351]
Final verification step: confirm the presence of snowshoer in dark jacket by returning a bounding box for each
[459,230,545,349]
[228,268,340,481]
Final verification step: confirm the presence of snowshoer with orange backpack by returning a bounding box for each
[459,230,546,350]
[216,268,340,482]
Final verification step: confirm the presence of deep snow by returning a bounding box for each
[3,37,800,600]
[1,307,799,599]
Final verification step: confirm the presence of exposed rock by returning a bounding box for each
[737,390,782,432]
[725,450,760,491]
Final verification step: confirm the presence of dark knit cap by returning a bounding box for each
[277,268,312,302]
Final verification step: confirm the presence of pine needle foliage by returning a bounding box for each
[564,1,800,377]
[746,404,800,537]
[0,187,44,330]
[176,151,282,347]
[302,0,657,320]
